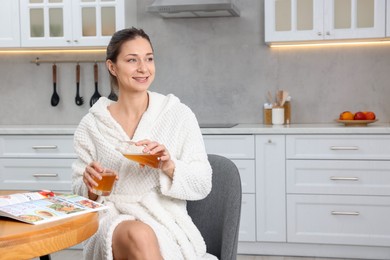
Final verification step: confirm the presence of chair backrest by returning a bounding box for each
[187,154,242,260]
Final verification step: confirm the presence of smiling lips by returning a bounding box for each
[133,76,149,83]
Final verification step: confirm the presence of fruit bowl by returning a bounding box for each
[336,119,378,126]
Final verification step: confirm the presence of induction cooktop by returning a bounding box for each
[199,123,238,128]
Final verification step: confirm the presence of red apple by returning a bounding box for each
[354,111,366,120]
[365,111,376,120]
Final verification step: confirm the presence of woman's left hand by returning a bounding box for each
[135,139,175,179]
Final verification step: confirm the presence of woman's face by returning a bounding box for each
[109,37,155,93]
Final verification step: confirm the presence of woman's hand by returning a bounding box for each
[135,139,175,179]
[83,162,118,200]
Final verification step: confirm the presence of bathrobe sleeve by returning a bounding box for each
[159,108,212,201]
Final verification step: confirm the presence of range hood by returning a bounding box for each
[147,0,240,18]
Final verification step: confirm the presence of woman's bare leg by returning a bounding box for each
[112,220,163,260]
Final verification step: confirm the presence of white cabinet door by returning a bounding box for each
[286,159,390,196]
[324,0,386,40]
[20,0,73,47]
[0,0,20,47]
[19,0,131,47]
[71,0,125,46]
[0,158,73,192]
[255,135,286,242]
[239,194,256,241]
[387,0,390,36]
[265,0,323,43]
[265,0,386,43]
[287,194,390,246]
[203,135,255,159]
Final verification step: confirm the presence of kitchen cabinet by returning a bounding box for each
[0,135,76,192]
[0,0,20,47]
[255,135,286,242]
[286,135,390,247]
[203,135,256,242]
[387,1,390,36]
[19,0,136,47]
[264,0,386,43]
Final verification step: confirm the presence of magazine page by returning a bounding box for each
[0,190,53,207]
[0,193,107,225]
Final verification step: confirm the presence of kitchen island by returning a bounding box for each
[1,123,390,259]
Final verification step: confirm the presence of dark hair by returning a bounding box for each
[106,27,153,91]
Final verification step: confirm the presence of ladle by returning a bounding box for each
[89,63,101,107]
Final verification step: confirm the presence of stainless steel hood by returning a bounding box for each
[147,0,240,18]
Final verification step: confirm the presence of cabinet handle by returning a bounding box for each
[33,173,59,177]
[326,31,330,36]
[331,211,360,216]
[317,32,322,36]
[330,146,359,150]
[32,145,58,149]
[268,139,272,143]
[74,40,79,43]
[330,176,359,181]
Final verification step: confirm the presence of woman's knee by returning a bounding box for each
[113,220,161,259]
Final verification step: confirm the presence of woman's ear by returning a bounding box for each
[106,60,116,76]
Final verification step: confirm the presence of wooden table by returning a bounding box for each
[0,191,99,260]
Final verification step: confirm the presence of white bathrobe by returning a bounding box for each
[72,92,217,260]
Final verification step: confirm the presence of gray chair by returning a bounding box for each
[187,154,242,260]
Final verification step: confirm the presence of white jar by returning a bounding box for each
[272,107,285,125]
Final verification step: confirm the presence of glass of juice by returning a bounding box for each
[117,141,163,169]
[91,170,116,196]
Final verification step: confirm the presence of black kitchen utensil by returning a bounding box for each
[89,63,101,107]
[51,64,60,107]
[75,64,84,106]
[108,89,118,101]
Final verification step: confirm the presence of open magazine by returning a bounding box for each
[0,190,107,225]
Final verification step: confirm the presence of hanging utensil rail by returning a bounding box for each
[31,57,105,66]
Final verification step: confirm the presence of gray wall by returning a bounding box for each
[1,0,390,125]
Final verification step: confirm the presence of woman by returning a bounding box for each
[72,27,216,260]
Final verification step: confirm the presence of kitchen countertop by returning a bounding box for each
[0,123,390,135]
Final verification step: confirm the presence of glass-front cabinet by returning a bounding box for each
[0,0,20,47]
[387,1,390,37]
[265,0,386,43]
[19,0,127,47]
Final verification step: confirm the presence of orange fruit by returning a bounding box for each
[339,111,354,120]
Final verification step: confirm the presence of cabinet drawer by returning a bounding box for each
[232,159,255,193]
[0,135,75,158]
[287,160,390,196]
[287,194,390,246]
[286,135,390,160]
[0,158,73,191]
[239,194,256,242]
[203,135,255,159]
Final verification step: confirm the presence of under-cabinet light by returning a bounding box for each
[0,48,106,54]
[269,40,390,48]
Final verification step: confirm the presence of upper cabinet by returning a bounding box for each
[265,0,386,44]
[12,0,136,48]
[0,1,20,47]
[0,0,136,48]
[387,1,390,36]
